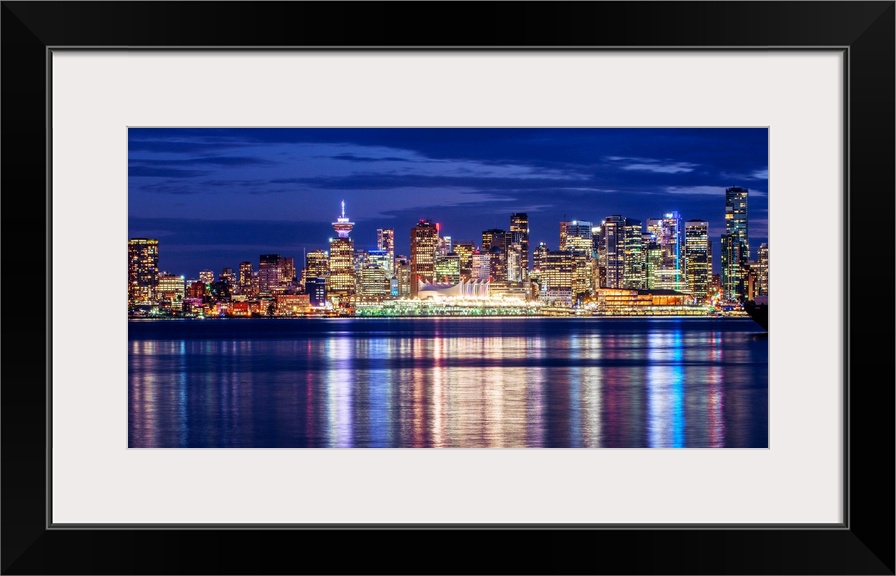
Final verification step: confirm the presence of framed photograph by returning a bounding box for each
[4,2,892,574]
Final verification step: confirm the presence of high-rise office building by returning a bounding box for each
[510,213,530,281]
[279,257,296,286]
[453,242,475,281]
[685,220,710,299]
[647,212,685,291]
[434,253,461,284]
[157,273,185,312]
[559,220,594,296]
[128,238,159,306]
[199,269,215,285]
[410,219,439,297]
[540,250,575,305]
[757,243,769,296]
[721,186,749,300]
[238,261,254,295]
[599,216,644,289]
[377,228,395,274]
[471,250,490,281]
[258,254,281,296]
[328,201,356,299]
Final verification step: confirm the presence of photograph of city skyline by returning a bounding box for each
[129,128,769,448]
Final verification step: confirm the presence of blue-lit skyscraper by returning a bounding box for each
[721,186,749,300]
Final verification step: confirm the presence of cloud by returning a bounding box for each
[751,168,769,179]
[606,156,697,174]
[665,185,768,197]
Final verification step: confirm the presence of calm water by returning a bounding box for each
[128,317,768,448]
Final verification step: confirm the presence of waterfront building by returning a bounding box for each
[646,212,686,292]
[306,277,327,307]
[757,243,769,296]
[359,265,391,300]
[219,267,236,288]
[471,250,490,281]
[410,219,439,297]
[328,201,357,300]
[453,242,475,280]
[559,220,594,296]
[721,186,750,300]
[376,228,395,274]
[510,213,530,281]
[128,238,159,307]
[395,258,411,297]
[275,294,311,316]
[434,253,461,284]
[257,254,281,296]
[157,273,185,312]
[238,261,254,296]
[540,250,575,306]
[685,220,711,300]
[595,288,711,316]
[599,216,645,290]
[531,242,550,283]
[279,257,296,287]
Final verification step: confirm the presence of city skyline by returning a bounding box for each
[129,128,768,278]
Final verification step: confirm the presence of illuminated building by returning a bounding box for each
[275,294,310,316]
[540,250,574,305]
[595,288,711,316]
[258,254,281,296]
[305,250,329,281]
[306,277,327,307]
[238,261,254,296]
[647,212,686,292]
[219,267,236,288]
[721,186,750,300]
[600,215,644,289]
[453,242,475,280]
[481,229,508,280]
[510,213,530,281]
[279,257,296,286]
[559,220,594,296]
[199,269,214,285]
[328,201,357,299]
[395,258,411,297]
[471,250,490,281]
[757,243,769,295]
[439,235,453,257]
[416,278,490,299]
[531,242,550,282]
[157,273,185,312]
[359,265,391,300]
[377,228,395,274]
[685,220,710,299]
[128,238,159,307]
[434,253,461,284]
[410,219,439,297]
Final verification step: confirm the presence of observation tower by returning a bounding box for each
[332,200,354,238]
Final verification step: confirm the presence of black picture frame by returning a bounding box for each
[3,2,893,574]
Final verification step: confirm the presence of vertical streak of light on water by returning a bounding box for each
[326,334,353,448]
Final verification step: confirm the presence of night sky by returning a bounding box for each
[128,128,768,279]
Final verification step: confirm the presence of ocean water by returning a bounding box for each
[128,317,768,448]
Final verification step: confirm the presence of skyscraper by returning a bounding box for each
[599,216,644,289]
[685,220,710,299]
[328,201,356,299]
[721,186,749,300]
[410,219,439,297]
[647,212,685,291]
[510,213,529,281]
[757,243,769,296]
[238,261,254,295]
[128,238,159,307]
[559,220,594,296]
[377,228,395,274]
[257,254,281,296]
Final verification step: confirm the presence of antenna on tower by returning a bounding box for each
[341,200,345,218]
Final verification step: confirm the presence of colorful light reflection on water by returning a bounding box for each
[128,318,767,448]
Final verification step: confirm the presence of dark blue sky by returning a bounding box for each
[129,128,768,278]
